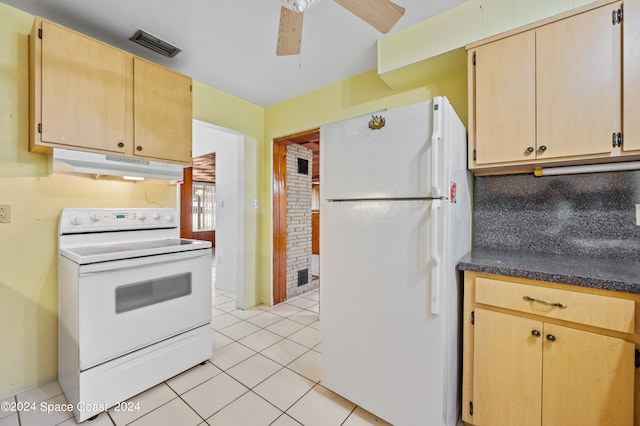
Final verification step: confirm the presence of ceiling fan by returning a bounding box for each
[276,0,405,56]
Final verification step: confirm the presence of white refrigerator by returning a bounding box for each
[320,97,471,426]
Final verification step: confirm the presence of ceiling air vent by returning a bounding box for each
[129,29,181,58]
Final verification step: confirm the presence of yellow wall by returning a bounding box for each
[192,82,264,309]
[261,66,468,304]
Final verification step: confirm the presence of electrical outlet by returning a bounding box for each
[636,204,640,226]
[0,204,11,223]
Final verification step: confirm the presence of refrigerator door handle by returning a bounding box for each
[431,130,441,198]
[430,199,442,315]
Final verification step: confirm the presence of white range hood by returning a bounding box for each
[48,148,185,182]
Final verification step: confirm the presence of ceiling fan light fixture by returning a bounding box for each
[281,0,321,13]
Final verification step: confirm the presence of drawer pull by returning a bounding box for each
[523,296,567,309]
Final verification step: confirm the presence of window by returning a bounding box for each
[192,182,215,231]
[312,184,320,211]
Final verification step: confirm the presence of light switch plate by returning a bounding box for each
[636,204,640,226]
[0,204,10,223]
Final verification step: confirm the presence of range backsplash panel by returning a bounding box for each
[473,170,640,261]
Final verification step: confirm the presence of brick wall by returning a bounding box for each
[286,145,317,298]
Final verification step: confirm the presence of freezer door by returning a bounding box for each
[320,199,458,425]
[321,101,436,199]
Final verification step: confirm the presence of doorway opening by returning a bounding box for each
[182,120,246,308]
[273,129,320,305]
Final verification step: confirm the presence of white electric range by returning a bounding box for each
[57,208,212,423]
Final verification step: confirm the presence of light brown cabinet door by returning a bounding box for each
[536,2,621,160]
[472,309,542,426]
[624,0,640,152]
[542,324,634,426]
[472,31,536,165]
[133,58,192,164]
[40,20,129,153]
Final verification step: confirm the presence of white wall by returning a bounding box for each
[192,120,245,308]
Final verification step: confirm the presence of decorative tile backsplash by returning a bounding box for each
[473,171,640,260]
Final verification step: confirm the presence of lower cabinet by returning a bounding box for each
[472,309,634,425]
[463,273,639,426]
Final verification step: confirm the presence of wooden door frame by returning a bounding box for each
[272,142,287,304]
[180,166,193,239]
[273,128,320,305]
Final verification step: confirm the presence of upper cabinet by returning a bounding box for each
[133,58,192,164]
[467,0,639,173]
[536,3,621,160]
[471,31,536,166]
[30,19,130,155]
[624,0,640,151]
[29,17,192,165]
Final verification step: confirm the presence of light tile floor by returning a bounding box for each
[1,288,393,426]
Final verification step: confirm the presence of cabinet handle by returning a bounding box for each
[117,142,125,148]
[136,146,143,151]
[526,146,534,154]
[546,334,557,342]
[538,145,547,153]
[522,296,567,309]
[531,330,541,337]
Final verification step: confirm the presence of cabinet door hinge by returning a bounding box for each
[38,123,42,134]
[635,349,639,369]
[471,310,475,325]
[612,8,623,24]
[612,132,623,148]
[473,52,476,66]
[38,28,42,39]
[469,401,474,416]
[190,84,192,93]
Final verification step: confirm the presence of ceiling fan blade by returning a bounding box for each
[276,6,303,56]
[334,0,405,33]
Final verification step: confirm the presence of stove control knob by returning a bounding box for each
[71,216,84,226]
[137,213,147,221]
[165,215,173,222]
[89,213,100,222]
[152,212,160,220]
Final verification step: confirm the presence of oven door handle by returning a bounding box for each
[76,249,211,275]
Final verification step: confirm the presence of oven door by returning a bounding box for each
[77,249,212,370]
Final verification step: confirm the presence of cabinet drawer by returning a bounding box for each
[475,277,635,333]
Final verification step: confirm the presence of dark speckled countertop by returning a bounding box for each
[459,248,640,295]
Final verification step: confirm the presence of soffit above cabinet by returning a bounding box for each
[377,0,595,88]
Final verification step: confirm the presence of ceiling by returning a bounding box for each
[192,153,216,184]
[4,0,467,107]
